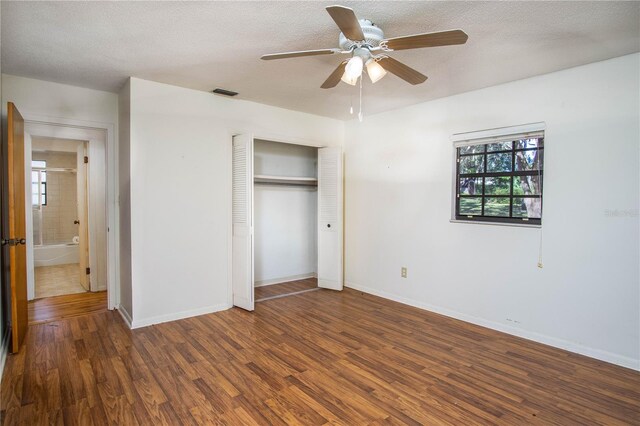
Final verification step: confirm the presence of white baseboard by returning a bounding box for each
[0,327,10,384]
[346,281,640,371]
[130,303,232,329]
[117,305,133,329]
[254,273,316,288]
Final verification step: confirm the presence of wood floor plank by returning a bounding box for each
[2,284,640,425]
[28,291,107,325]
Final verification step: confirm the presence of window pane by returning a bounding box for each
[31,171,39,182]
[459,155,484,174]
[485,176,511,195]
[459,198,481,215]
[484,197,510,217]
[32,160,46,168]
[487,141,512,152]
[516,138,542,150]
[32,194,39,206]
[459,145,484,155]
[32,183,39,195]
[513,197,541,219]
[41,171,47,182]
[513,175,541,196]
[42,195,46,205]
[486,152,512,172]
[514,149,543,171]
[459,177,482,195]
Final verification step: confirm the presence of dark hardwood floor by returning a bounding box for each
[2,288,639,424]
[28,291,108,325]
[255,278,318,301]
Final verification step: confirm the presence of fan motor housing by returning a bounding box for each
[339,19,385,50]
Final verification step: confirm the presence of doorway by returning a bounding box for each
[30,137,89,299]
[23,120,110,323]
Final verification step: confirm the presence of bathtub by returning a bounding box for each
[34,243,79,267]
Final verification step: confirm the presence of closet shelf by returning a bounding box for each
[254,174,318,186]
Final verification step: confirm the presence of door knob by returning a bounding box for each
[74,220,80,225]
[327,224,331,228]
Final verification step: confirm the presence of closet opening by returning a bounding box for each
[253,139,319,302]
[231,134,343,311]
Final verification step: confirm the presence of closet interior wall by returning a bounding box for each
[253,139,318,287]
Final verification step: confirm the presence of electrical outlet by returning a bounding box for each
[401,267,407,278]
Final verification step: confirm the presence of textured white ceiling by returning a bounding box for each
[2,1,639,120]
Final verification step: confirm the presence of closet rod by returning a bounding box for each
[32,167,77,172]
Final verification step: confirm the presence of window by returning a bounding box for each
[455,132,544,225]
[31,160,47,206]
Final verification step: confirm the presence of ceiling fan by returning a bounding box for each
[261,5,469,88]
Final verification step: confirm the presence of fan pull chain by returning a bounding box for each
[358,75,363,122]
[349,96,353,115]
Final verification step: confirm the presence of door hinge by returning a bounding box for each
[84,156,89,164]
[1,238,26,246]
[86,267,91,275]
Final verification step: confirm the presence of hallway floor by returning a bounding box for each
[34,263,85,298]
[28,291,108,325]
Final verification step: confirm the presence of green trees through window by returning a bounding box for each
[456,138,543,224]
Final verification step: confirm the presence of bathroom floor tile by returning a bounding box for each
[35,263,87,299]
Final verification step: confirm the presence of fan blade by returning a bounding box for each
[377,57,427,85]
[321,61,348,89]
[326,5,365,41]
[261,49,340,60]
[382,29,468,51]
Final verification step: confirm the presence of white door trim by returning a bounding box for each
[22,112,117,310]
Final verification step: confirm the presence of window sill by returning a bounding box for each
[450,219,541,228]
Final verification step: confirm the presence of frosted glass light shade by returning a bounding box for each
[341,56,363,85]
[366,59,387,83]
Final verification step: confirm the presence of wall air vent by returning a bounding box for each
[212,88,239,97]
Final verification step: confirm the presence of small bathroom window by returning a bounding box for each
[32,160,47,206]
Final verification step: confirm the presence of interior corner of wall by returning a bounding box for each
[117,304,133,329]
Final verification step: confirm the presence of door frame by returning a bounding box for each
[227,131,330,308]
[22,113,117,310]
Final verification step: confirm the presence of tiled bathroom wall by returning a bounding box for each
[32,151,79,245]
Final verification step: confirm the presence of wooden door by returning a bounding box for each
[6,102,28,353]
[317,147,343,290]
[77,143,89,291]
[231,135,254,311]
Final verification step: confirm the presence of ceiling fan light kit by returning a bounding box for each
[366,58,387,84]
[261,5,469,117]
[341,56,363,85]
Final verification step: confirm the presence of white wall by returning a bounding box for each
[118,80,132,325]
[2,75,117,125]
[126,78,343,327]
[254,140,317,285]
[0,6,7,381]
[344,53,640,370]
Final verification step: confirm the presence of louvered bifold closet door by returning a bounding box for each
[232,135,254,311]
[317,147,344,290]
